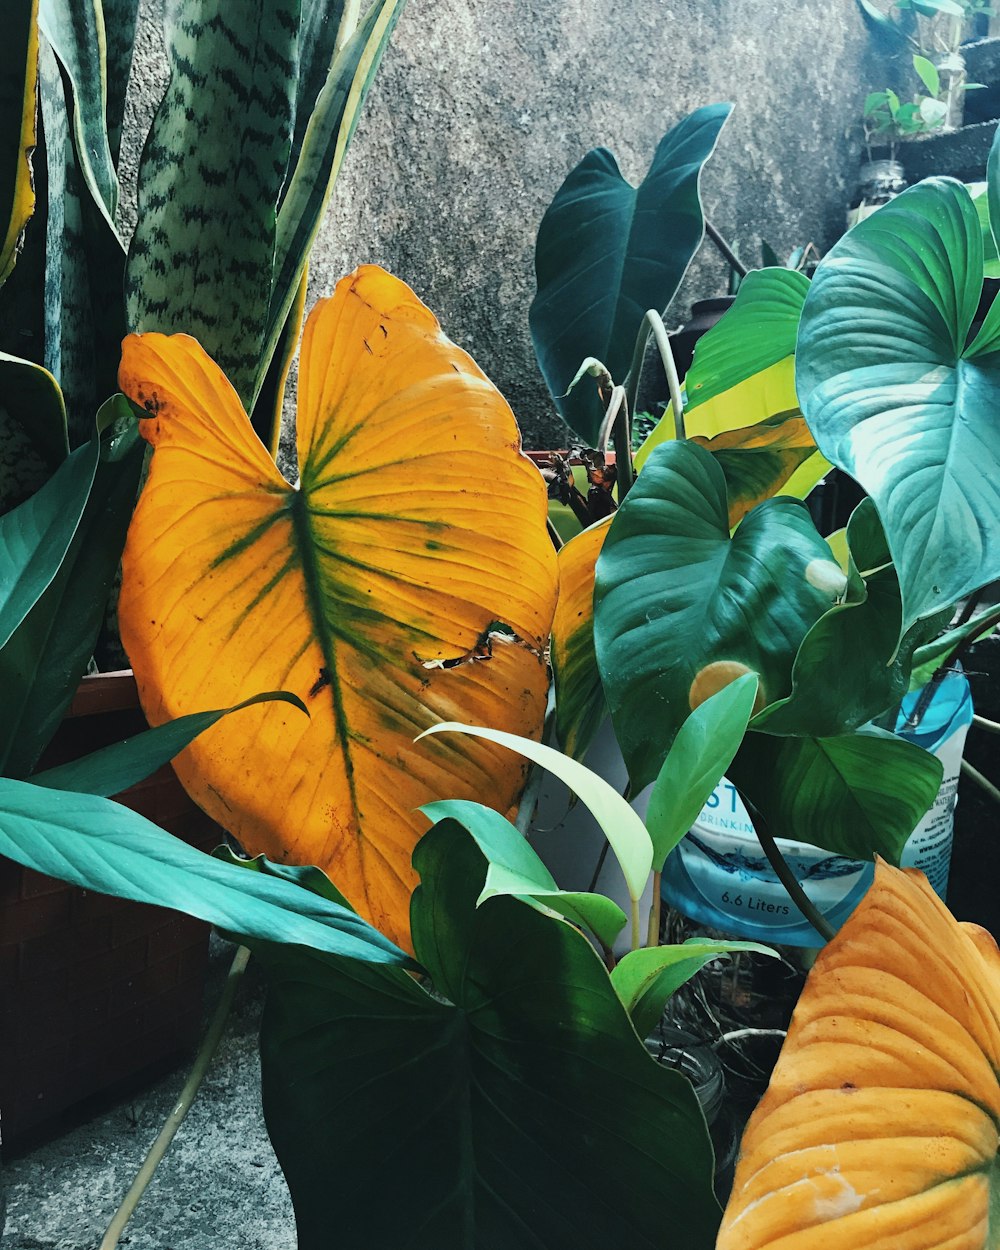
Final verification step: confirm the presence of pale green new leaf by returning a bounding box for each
[418,723,653,903]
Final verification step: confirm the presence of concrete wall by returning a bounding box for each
[124,0,882,449]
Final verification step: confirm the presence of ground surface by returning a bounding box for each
[1,938,294,1250]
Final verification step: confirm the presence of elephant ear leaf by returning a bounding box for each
[118,265,558,954]
[797,177,1000,631]
[0,0,39,287]
[530,103,731,446]
[718,860,1000,1250]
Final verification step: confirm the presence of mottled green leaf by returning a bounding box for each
[530,104,731,446]
[103,0,140,163]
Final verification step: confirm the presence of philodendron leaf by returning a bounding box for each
[728,726,943,863]
[31,692,308,796]
[125,0,300,407]
[752,498,935,737]
[0,0,39,287]
[118,266,558,953]
[420,798,627,948]
[418,723,653,904]
[530,103,731,446]
[692,409,819,527]
[594,440,841,790]
[909,607,998,689]
[613,939,776,1040]
[256,819,721,1250]
[719,861,1000,1250]
[0,777,410,966]
[646,673,758,872]
[797,177,1000,630]
[551,515,612,760]
[685,267,809,412]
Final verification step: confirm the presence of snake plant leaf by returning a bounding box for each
[797,178,1000,631]
[257,818,721,1250]
[257,0,406,419]
[594,440,840,790]
[719,861,1000,1250]
[31,691,307,796]
[125,0,300,408]
[420,798,627,948]
[0,776,409,965]
[38,0,119,225]
[551,515,611,760]
[0,0,39,288]
[728,726,943,863]
[102,0,140,164]
[0,396,143,779]
[685,268,809,412]
[613,938,775,1040]
[419,722,653,905]
[646,673,758,872]
[530,103,731,446]
[751,498,931,737]
[118,266,558,953]
[692,409,818,527]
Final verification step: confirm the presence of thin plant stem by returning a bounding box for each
[754,817,835,943]
[973,713,1000,734]
[545,516,564,552]
[962,759,1000,807]
[630,896,642,952]
[711,1027,786,1049]
[704,220,748,278]
[646,871,662,948]
[99,946,252,1250]
[608,390,635,501]
[624,310,686,446]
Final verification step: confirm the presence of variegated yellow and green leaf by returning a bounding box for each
[119,266,558,952]
[125,0,301,408]
[0,0,39,288]
[551,516,611,760]
[719,861,1000,1250]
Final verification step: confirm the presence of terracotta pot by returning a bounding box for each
[0,671,217,1148]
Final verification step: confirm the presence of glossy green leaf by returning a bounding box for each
[256,819,721,1250]
[646,673,758,872]
[752,498,941,736]
[38,0,119,223]
[31,691,308,795]
[419,722,653,903]
[593,441,840,790]
[530,103,731,445]
[0,777,410,965]
[685,268,809,412]
[913,54,940,98]
[969,182,1000,278]
[421,798,627,948]
[125,0,300,408]
[0,398,143,778]
[612,939,775,1039]
[103,0,140,164]
[797,178,1000,630]
[258,0,406,415]
[729,726,943,863]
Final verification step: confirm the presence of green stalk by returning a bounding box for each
[962,759,1000,807]
[754,817,835,943]
[98,946,251,1250]
[646,871,662,948]
[630,895,642,952]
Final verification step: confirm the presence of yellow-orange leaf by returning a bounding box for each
[719,861,1000,1250]
[119,265,558,951]
[551,516,612,759]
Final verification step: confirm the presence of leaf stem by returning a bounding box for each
[753,815,835,943]
[646,871,662,947]
[973,714,1000,734]
[98,945,251,1250]
[630,896,642,952]
[962,758,1000,807]
[704,219,749,278]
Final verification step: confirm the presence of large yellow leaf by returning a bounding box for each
[119,265,558,951]
[719,861,1000,1250]
[551,516,612,760]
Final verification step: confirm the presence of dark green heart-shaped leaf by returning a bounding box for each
[421,798,627,949]
[752,499,943,737]
[797,178,1000,630]
[31,691,308,795]
[594,440,840,789]
[729,726,943,863]
[612,938,775,1039]
[685,268,809,412]
[256,819,721,1250]
[530,103,731,445]
[0,776,409,964]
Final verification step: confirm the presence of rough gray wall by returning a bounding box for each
[124,0,881,449]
